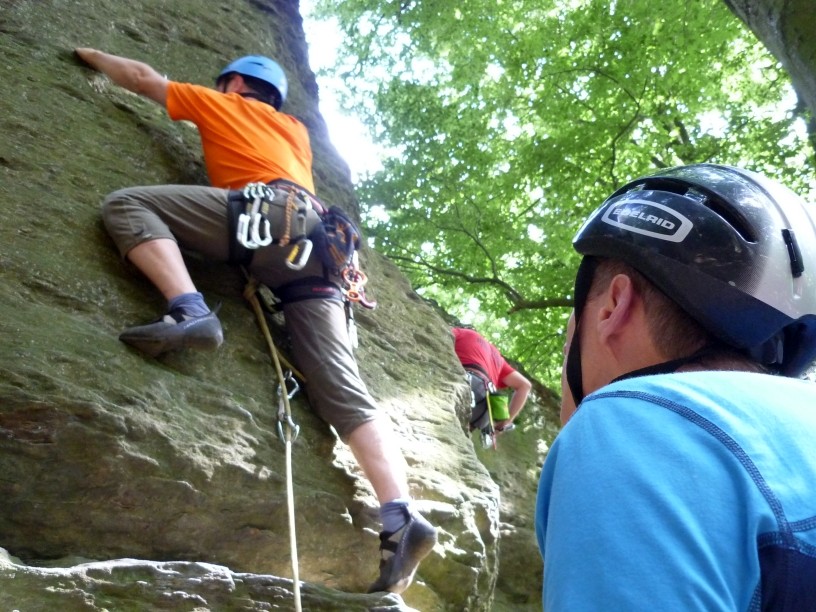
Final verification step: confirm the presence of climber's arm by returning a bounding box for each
[502,370,531,421]
[75,48,168,106]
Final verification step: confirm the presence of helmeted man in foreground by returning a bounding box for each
[536,164,816,610]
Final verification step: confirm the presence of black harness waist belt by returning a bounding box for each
[275,278,343,305]
[462,362,491,384]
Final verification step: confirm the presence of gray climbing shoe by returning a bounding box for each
[367,509,437,594]
[119,309,223,357]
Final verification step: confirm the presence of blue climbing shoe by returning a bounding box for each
[119,309,223,357]
[367,510,437,594]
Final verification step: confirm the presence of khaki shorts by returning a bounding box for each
[102,184,379,438]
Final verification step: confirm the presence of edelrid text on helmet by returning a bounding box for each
[217,55,288,110]
[572,163,816,376]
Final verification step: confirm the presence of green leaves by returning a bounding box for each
[316,0,814,386]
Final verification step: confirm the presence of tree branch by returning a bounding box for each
[389,251,524,302]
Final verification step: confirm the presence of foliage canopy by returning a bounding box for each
[313,0,815,386]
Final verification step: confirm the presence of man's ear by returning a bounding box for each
[595,273,637,346]
[220,74,244,93]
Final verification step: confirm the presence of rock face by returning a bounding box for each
[0,0,559,609]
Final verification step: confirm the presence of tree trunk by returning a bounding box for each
[723,0,816,149]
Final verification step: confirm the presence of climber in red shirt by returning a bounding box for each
[452,327,532,434]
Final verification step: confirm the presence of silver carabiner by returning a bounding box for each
[237,184,276,249]
[237,193,265,249]
[285,239,312,270]
[250,213,273,246]
[277,416,300,442]
[281,371,300,399]
[236,212,254,248]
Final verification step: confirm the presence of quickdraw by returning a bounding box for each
[482,394,498,450]
[276,371,301,443]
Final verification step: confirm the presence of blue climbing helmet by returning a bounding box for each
[216,55,288,110]
[566,164,816,403]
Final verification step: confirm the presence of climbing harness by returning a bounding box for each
[464,365,514,450]
[229,180,377,355]
[232,182,314,271]
[242,274,304,612]
[228,183,378,315]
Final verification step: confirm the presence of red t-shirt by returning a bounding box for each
[452,327,515,389]
[166,82,315,192]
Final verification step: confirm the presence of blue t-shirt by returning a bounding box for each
[536,371,816,611]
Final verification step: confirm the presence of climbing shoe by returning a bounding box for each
[367,510,437,595]
[119,309,223,357]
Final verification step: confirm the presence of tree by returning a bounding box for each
[316,0,815,385]
[724,0,816,149]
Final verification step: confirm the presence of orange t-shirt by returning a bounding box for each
[166,82,315,192]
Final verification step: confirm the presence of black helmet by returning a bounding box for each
[571,163,816,380]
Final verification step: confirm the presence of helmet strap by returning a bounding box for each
[565,257,598,407]
[609,345,722,385]
[239,91,280,110]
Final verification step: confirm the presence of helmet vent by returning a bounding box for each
[638,178,758,243]
[695,189,758,244]
[684,188,708,204]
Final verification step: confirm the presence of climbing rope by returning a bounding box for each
[242,273,304,611]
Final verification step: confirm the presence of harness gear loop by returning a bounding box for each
[241,272,303,610]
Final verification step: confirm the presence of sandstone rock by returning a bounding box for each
[0,0,559,609]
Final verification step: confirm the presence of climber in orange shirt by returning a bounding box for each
[74,47,437,595]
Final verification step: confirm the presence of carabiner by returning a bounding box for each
[283,371,300,399]
[236,212,254,248]
[277,416,300,443]
[285,239,313,270]
[250,213,273,247]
